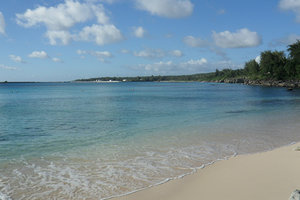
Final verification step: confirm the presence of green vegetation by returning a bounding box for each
[76,40,300,83]
[76,73,217,82]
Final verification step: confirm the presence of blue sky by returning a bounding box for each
[0,0,299,81]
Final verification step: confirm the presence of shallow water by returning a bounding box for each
[0,82,300,199]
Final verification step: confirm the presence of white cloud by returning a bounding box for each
[28,51,63,63]
[28,51,49,59]
[170,50,183,57]
[77,50,85,55]
[46,30,73,45]
[121,49,130,54]
[255,55,261,64]
[142,61,173,72]
[279,0,300,22]
[98,0,119,4]
[134,48,166,59]
[133,26,146,38]
[184,58,207,66]
[214,60,243,70]
[135,0,194,18]
[138,58,208,74]
[0,64,17,70]
[212,28,262,48]
[16,0,108,29]
[183,36,208,47]
[282,34,300,44]
[0,12,5,35]
[9,55,26,63]
[52,57,63,63]
[16,0,123,45]
[133,48,184,59]
[78,24,123,45]
[270,34,300,46]
[183,35,229,59]
[134,59,242,74]
[77,49,113,62]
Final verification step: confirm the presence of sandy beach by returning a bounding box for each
[116,142,300,200]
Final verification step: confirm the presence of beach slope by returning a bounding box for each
[116,142,300,200]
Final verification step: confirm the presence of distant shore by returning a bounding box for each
[212,78,300,88]
[115,142,300,200]
[75,78,300,89]
[2,79,300,89]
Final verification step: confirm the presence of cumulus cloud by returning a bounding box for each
[183,58,207,66]
[28,51,63,63]
[212,28,261,48]
[0,64,17,70]
[9,55,26,63]
[16,0,122,45]
[52,57,63,63]
[77,24,123,45]
[170,50,183,57]
[183,35,229,59]
[46,30,73,45]
[142,61,173,72]
[133,26,146,38]
[270,34,300,46]
[0,12,5,35]
[98,0,119,3]
[279,0,300,22]
[16,0,108,29]
[134,59,241,74]
[183,29,261,59]
[135,0,194,18]
[77,49,113,62]
[133,48,183,59]
[28,51,49,59]
[138,58,208,73]
[133,48,166,59]
[121,49,130,54]
[183,36,208,47]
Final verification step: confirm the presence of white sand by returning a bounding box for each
[115,142,300,200]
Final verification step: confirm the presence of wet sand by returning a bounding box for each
[116,142,300,200]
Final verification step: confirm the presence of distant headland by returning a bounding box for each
[76,40,300,88]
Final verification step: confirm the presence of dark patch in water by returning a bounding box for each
[225,110,250,114]
[249,99,300,106]
[97,119,114,122]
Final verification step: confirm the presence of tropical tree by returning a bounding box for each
[287,40,300,78]
[288,40,300,63]
[260,50,286,80]
[244,59,259,75]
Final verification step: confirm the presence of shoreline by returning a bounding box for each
[2,80,300,89]
[114,142,300,200]
[213,79,300,88]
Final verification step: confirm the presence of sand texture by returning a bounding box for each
[116,142,300,200]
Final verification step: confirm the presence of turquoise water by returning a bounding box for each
[1,82,300,199]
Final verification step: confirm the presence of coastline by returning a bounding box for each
[213,78,300,88]
[2,80,299,89]
[73,79,300,89]
[114,142,300,200]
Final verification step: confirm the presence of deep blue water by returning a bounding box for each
[0,82,300,199]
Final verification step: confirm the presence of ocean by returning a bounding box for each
[0,82,300,199]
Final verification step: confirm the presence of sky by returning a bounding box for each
[0,0,300,81]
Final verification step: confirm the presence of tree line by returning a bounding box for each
[216,40,300,81]
[76,40,300,82]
